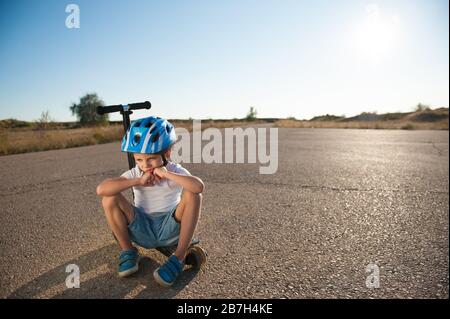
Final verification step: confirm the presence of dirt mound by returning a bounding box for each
[335,108,448,123]
[405,108,449,122]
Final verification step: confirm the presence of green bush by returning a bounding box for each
[246,106,257,121]
[70,93,109,125]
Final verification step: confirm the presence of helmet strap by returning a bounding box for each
[161,154,168,166]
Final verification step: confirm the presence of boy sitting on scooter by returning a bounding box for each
[96,116,204,287]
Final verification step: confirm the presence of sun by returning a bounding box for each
[352,4,400,61]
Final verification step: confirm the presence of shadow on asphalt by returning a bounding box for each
[8,243,199,299]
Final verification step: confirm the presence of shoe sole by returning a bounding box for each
[118,257,140,278]
[153,268,174,287]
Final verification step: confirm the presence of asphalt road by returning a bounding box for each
[0,128,448,299]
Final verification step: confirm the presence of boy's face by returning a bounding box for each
[133,153,164,173]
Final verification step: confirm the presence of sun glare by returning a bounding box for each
[352,4,400,61]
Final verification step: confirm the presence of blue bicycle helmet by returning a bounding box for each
[121,116,177,154]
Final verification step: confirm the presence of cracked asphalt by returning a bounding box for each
[0,128,448,298]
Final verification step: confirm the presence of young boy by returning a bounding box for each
[96,116,204,287]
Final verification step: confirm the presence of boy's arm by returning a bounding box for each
[96,177,139,197]
[96,172,154,197]
[153,167,204,194]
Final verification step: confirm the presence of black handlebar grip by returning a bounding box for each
[96,101,151,115]
[128,101,152,110]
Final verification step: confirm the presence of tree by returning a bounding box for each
[246,106,257,121]
[35,110,53,130]
[415,103,431,112]
[70,93,108,125]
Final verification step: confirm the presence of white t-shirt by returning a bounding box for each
[120,161,191,215]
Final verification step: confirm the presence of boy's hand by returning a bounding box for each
[139,170,156,187]
[153,166,168,182]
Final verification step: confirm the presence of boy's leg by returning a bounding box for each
[101,193,135,251]
[172,191,203,261]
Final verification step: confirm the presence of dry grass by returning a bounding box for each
[273,119,449,130]
[0,125,125,156]
[1,117,447,156]
[171,119,267,131]
[0,120,262,156]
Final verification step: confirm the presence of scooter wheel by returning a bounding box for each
[185,246,207,269]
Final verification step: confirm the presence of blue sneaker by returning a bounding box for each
[118,248,140,277]
[153,255,184,287]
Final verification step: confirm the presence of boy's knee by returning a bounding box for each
[184,191,203,203]
[102,195,118,209]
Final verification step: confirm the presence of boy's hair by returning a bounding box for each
[156,144,173,166]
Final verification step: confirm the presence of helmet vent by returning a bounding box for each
[144,121,153,128]
[134,121,141,127]
[132,133,141,146]
[151,132,160,143]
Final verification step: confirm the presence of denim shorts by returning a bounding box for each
[128,205,181,249]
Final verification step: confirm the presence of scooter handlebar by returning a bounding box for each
[96,101,151,115]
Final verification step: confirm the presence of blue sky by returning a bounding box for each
[0,0,448,122]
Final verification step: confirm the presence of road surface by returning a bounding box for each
[0,128,448,298]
